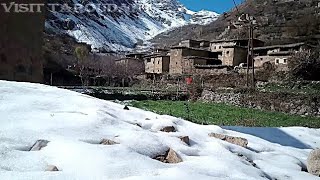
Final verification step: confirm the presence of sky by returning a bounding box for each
[179,0,243,13]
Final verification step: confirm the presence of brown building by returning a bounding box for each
[179,39,210,50]
[125,53,145,59]
[253,42,308,69]
[0,0,45,83]
[115,53,145,75]
[181,56,222,75]
[210,39,265,66]
[144,54,170,75]
[152,48,170,55]
[169,46,220,75]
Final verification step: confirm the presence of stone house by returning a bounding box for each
[152,48,170,55]
[115,53,145,75]
[144,54,170,75]
[125,53,145,60]
[179,40,210,50]
[210,39,265,66]
[253,42,307,69]
[169,46,220,75]
[0,0,45,83]
[181,56,222,75]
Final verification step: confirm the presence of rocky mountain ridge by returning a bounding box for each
[151,0,320,48]
[45,0,219,52]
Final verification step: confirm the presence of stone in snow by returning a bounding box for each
[153,148,182,164]
[160,126,176,133]
[209,133,248,148]
[100,139,119,145]
[46,165,59,171]
[179,136,190,146]
[307,149,320,177]
[29,140,50,151]
[124,106,130,110]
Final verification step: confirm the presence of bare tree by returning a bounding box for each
[75,46,90,87]
[288,47,320,81]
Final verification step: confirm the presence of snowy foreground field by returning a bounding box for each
[0,80,319,180]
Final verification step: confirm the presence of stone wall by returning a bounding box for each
[170,48,213,75]
[0,0,45,83]
[169,49,183,74]
[201,89,320,117]
[145,56,170,74]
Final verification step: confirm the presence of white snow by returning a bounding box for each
[0,80,319,180]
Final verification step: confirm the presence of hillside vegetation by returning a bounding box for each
[152,0,320,47]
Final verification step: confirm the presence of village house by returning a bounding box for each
[136,39,312,77]
[169,46,221,75]
[182,56,223,75]
[151,48,170,55]
[253,42,308,69]
[179,39,211,50]
[210,39,265,66]
[115,53,145,75]
[144,54,170,76]
[0,0,45,83]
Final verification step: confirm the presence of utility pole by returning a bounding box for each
[250,24,255,88]
[240,14,256,87]
[246,24,252,87]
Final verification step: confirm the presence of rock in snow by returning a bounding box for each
[0,80,320,179]
[179,136,190,146]
[160,126,176,132]
[29,140,50,151]
[100,139,119,145]
[45,165,59,172]
[153,148,182,164]
[209,133,249,148]
[307,149,320,176]
[123,105,130,110]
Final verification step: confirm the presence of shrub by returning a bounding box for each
[288,48,320,81]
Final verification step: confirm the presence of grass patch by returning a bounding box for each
[130,100,320,128]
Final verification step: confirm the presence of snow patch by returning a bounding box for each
[0,80,319,179]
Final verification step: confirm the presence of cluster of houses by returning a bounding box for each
[116,39,309,78]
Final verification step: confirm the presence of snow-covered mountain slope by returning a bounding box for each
[0,80,320,179]
[45,0,219,52]
[190,10,220,25]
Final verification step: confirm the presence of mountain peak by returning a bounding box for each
[45,0,219,52]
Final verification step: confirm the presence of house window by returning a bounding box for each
[275,58,280,64]
[219,46,222,49]
[158,61,160,64]
[283,58,287,64]
[147,58,151,63]
[226,51,230,55]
